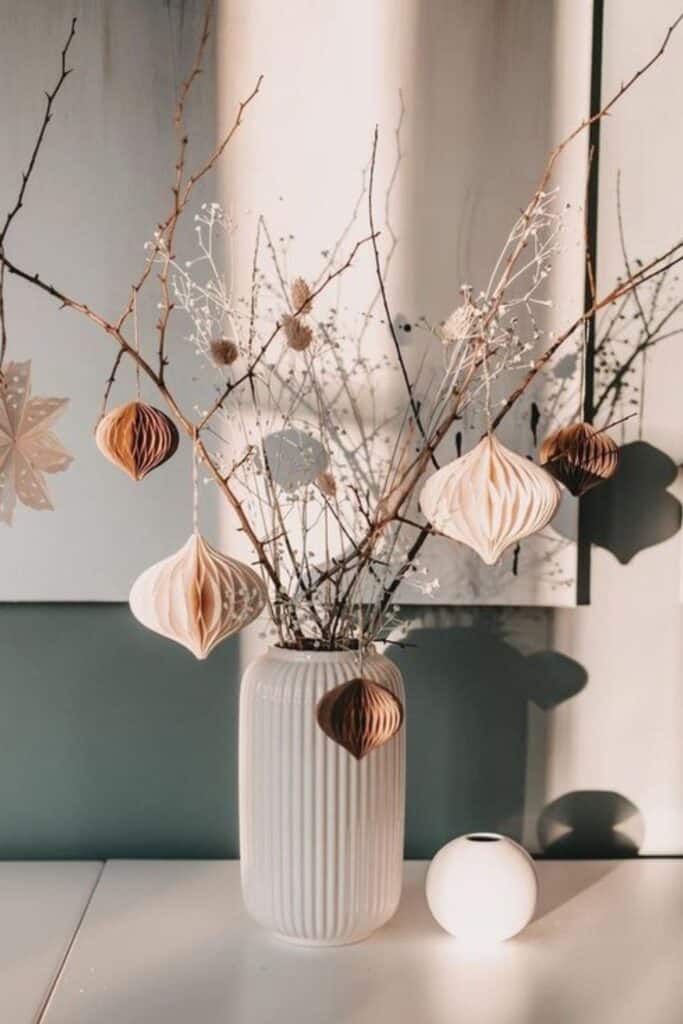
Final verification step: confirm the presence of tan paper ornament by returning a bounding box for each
[419,434,561,565]
[316,676,404,760]
[0,360,73,525]
[129,532,267,659]
[96,401,179,481]
[540,422,619,497]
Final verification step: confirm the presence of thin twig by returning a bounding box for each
[0,17,77,370]
[368,126,436,466]
[0,18,77,248]
[196,232,377,429]
[100,350,126,419]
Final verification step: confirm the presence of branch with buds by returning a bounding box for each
[1,3,682,650]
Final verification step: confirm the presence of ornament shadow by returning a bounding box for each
[537,789,644,859]
[578,441,681,564]
[390,617,587,858]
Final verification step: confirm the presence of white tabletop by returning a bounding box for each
[27,858,683,1024]
[0,862,102,1024]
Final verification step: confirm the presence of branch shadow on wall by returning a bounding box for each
[390,618,587,858]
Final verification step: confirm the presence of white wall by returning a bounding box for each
[218,0,683,853]
[216,0,592,610]
[549,0,683,854]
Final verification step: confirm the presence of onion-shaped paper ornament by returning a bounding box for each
[419,434,561,565]
[129,533,267,659]
[95,401,179,481]
[316,676,404,760]
[540,422,619,497]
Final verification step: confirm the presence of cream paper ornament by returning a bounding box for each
[419,434,561,565]
[129,532,267,659]
[0,360,73,524]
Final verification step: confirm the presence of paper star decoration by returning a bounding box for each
[0,360,73,525]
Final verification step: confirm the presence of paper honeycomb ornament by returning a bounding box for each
[540,422,619,497]
[129,532,267,659]
[419,434,561,565]
[316,676,404,759]
[95,401,179,481]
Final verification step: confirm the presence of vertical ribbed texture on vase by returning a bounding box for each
[239,647,406,945]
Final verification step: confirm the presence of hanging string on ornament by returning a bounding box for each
[95,291,180,480]
[133,286,141,401]
[192,430,200,534]
[129,432,267,658]
[0,260,8,375]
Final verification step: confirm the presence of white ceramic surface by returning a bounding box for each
[426,833,538,944]
[39,860,683,1024]
[239,646,406,945]
[0,861,103,1024]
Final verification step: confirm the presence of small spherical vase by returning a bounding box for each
[426,833,537,944]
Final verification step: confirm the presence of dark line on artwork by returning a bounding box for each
[577,0,605,605]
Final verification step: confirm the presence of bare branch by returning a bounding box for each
[0,18,77,248]
[368,126,437,467]
[196,231,377,430]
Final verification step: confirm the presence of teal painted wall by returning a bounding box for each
[0,605,239,859]
[0,604,598,860]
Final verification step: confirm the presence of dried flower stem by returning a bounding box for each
[1,5,683,650]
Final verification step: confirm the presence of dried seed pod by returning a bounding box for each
[291,277,313,314]
[282,314,313,352]
[95,401,179,481]
[316,470,337,498]
[129,533,267,660]
[210,338,239,366]
[419,434,560,564]
[540,422,619,497]
[316,676,404,760]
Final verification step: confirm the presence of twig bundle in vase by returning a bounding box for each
[1,0,682,947]
[0,4,681,652]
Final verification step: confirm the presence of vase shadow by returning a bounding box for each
[530,859,620,924]
[390,618,587,858]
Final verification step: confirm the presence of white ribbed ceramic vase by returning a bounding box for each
[239,646,406,946]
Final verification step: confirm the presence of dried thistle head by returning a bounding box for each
[282,314,313,352]
[210,338,239,365]
[316,470,337,498]
[291,277,313,315]
[440,302,480,346]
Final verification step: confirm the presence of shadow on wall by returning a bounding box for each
[391,619,587,859]
[538,790,644,857]
[565,441,682,563]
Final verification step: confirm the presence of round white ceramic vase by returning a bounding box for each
[426,833,538,944]
[239,646,406,946]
